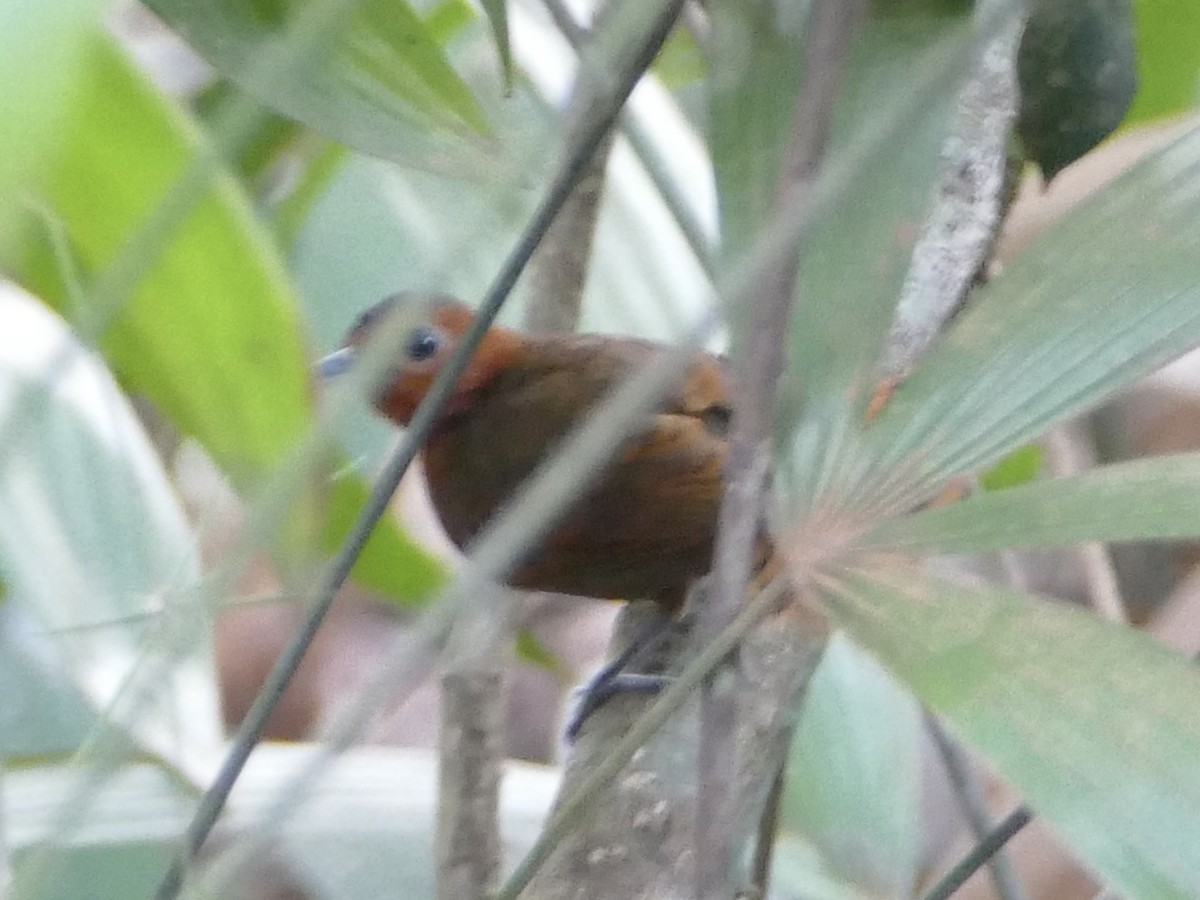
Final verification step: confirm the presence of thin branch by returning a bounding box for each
[1044,424,1129,623]
[922,806,1034,900]
[524,0,620,332]
[436,587,515,900]
[696,2,864,895]
[925,713,1028,900]
[155,2,686,896]
[747,740,789,895]
[542,0,714,275]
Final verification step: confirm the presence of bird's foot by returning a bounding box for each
[564,610,688,742]
[565,672,670,742]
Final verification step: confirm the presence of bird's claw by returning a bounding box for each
[565,672,671,742]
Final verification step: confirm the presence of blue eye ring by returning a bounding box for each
[406,326,443,362]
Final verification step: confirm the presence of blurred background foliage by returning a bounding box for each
[1,0,1200,898]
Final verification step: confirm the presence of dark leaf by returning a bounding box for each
[1017,0,1137,179]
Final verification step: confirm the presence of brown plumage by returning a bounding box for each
[324,291,734,614]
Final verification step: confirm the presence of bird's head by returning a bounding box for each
[319,291,518,427]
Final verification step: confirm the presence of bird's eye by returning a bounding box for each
[405,326,443,362]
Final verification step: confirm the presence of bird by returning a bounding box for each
[320,292,777,732]
[319,291,753,613]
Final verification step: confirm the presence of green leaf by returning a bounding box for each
[978,443,1043,491]
[823,564,1200,898]
[0,33,310,483]
[0,0,114,207]
[193,80,307,184]
[707,0,805,264]
[146,0,491,159]
[322,472,446,603]
[6,761,192,898]
[858,119,1200,510]
[781,635,923,898]
[1017,0,1138,180]
[272,140,347,246]
[0,285,221,770]
[869,450,1200,553]
[0,31,441,601]
[769,834,878,900]
[515,629,569,678]
[1125,0,1200,125]
[788,6,978,405]
[652,25,705,89]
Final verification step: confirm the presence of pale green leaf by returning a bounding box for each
[824,563,1200,898]
[146,0,490,158]
[5,746,558,899]
[857,119,1200,509]
[769,833,879,900]
[708,3,1007,524]
[0,608,95,759]
[710,2,976,399]
[0,285,221,771]
[869,450,1200,553]
[781,635,924,898]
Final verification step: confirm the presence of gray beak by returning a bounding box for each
[317,346,356,378]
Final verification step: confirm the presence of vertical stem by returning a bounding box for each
[695,2,864,895]
[436,591,515,900]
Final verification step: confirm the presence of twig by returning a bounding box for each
[747,742,789,895]
[696,2,864,895]
[925,713,1028,900]
[541,0,714,275]
[524,0,620,332]
[436,587,515,900]
[154,2,686,896]
[922,806,1034,900]
[1044,424,1128,623]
